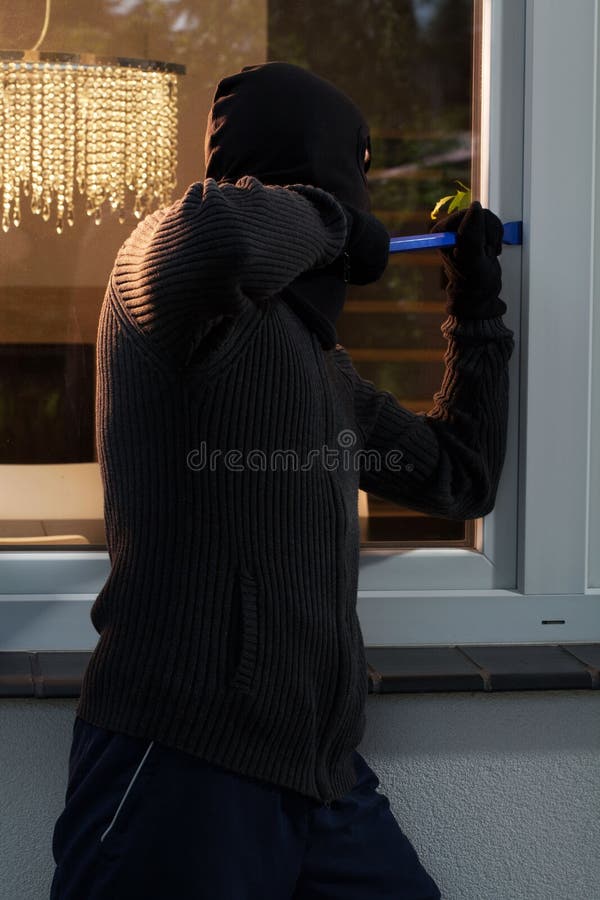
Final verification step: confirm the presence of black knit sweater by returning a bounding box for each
[77,176,515,805]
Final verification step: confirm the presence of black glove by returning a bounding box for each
[431,200,507,319]
[340,203,390,286]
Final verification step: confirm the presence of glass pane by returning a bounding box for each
[0,0,267,549]
[269,0,479,547]
[1,0,479,551]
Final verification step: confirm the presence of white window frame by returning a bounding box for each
[359,0,600,645]
[1,0,599,650]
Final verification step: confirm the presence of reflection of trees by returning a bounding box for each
[40,0,472,136]
[44,0,267,93]
[269,0,421,131]
[420,0,473,127]
[268,0,472,133]
[268,0,473,220]
[104,0,265,89]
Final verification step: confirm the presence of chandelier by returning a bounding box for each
[0,3,185,234]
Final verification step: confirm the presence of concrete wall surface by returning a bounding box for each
[1,692,599,900]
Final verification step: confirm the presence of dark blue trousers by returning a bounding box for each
[50,716,442,899]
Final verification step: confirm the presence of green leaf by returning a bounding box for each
[458,187,472,210]
[447,191,466,214]
[448,189,472,214]
[431,183,473,221]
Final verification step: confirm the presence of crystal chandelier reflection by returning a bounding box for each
[0,6,185,234]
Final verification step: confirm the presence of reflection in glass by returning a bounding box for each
[0,0,267,548]
[0,0,478,549]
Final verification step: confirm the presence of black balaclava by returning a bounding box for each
[204,62,378,348]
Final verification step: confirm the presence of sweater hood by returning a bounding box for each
[204,61,372,213]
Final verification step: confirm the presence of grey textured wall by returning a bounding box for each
[1,692,599,900]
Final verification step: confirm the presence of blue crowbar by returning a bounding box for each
[389,220,522,253]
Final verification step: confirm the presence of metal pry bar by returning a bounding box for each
[389,220,523,253]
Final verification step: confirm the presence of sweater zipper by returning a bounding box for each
[312,336,346,813]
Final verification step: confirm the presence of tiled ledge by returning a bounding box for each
[1,645,599,697]
[366,644,600,692]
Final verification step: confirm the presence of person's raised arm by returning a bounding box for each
[111,175,348,361]
[333,203,516,520]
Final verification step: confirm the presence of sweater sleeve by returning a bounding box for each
[333,314,516,520]
[112,175,348,362]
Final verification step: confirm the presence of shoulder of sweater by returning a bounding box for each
[113,178,253,265]
[115,204,171,263]
[115,180,218,253]
[115,177,340,261]
[112,182,215,273]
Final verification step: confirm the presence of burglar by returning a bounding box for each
[50,61,514,899]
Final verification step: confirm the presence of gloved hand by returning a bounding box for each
[430,200,507,319]
[340,203,390,285]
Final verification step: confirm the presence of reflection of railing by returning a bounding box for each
[368,130,471,180]
[344,348,444,363]
[344,300,446,314]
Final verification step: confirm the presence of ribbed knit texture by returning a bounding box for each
[77,177,515,805]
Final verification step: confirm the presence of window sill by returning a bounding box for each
[0,645,599,697]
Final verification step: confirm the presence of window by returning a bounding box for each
[1,0,598,648]
[2,1,483,552]
[271,0,524,607]
[354,0,600,646]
